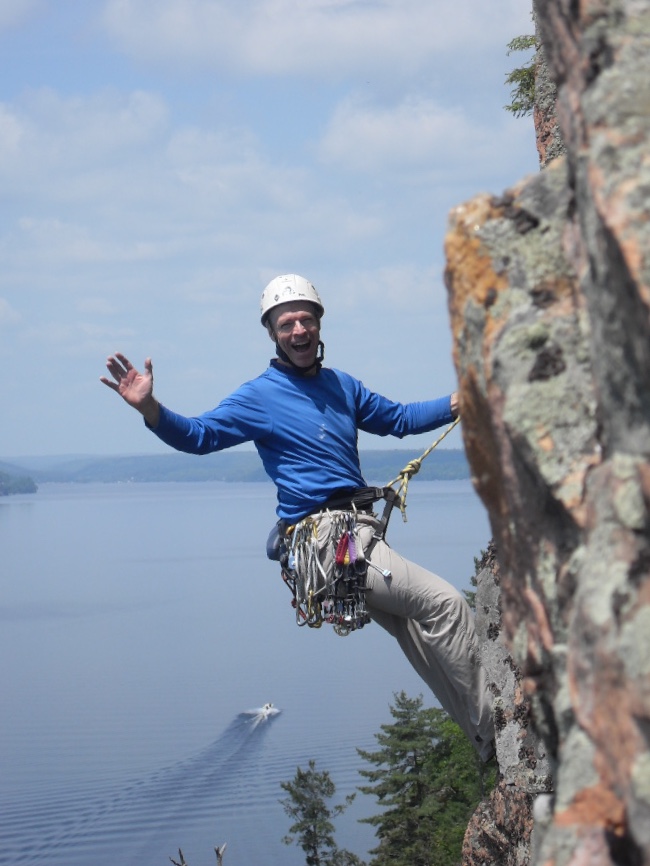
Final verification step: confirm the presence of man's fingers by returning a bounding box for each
[102,353,152,400]
[105,357,126,382]
[99,376,119,392]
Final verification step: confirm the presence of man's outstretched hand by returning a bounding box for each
[100,353,160,427]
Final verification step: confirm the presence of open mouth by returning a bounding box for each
[291,339,312,355]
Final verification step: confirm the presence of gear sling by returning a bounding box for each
[266,486,401,637]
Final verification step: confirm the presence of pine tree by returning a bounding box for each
[357,692,496,866]
[280,759,365,866]
[504,34,537,117]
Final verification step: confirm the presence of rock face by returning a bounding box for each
[445,2,650,864]
[532,14,565,169]
[463,543,552,866]
[462,778,535,866]
[533,48,564,168]
[475,543,553,795]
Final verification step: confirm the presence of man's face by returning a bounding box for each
[268,301,321,369]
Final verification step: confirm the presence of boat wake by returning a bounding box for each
[0,707,283,866]
[243,702,282,728]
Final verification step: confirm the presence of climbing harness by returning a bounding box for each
[270,416,461,637]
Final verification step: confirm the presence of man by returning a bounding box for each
[101,273,494,760]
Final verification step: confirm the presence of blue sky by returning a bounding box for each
[0,0,537,457]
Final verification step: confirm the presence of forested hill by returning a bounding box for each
[0,449,469,485]
[0,470,38,495]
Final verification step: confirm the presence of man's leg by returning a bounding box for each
[359,519,494,758]
[312,510,494,758]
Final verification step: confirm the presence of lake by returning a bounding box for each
[0,479,490,866]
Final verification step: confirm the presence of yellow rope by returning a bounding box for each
[385,416,461,521]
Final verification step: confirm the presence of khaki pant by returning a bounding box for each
[313,510,495,759]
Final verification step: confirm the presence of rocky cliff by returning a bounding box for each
[445,1,650,864]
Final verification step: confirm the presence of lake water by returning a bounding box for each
[0,480,490,866]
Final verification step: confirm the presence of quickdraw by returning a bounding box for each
[280,508,371,637]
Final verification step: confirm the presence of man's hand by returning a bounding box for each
[450,391,459,419]
[100,353,160,427]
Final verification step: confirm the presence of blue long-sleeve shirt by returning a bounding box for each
[150,361,454,521]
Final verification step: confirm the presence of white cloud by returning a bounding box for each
[318,92,536,183]
[337,263,447,310]
[0,0,41,32]
[76,297,118,315]
[18,319,138,357]
[0,83,391,278]
[0,297,21,326]
[0,103,24,157]
[319,95,476,172]
[2,88,168,173]
[0,88,258,212]
[14,217,170,264]
[0,89,174,246]
[102,0,532,79]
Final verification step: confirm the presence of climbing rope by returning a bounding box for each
[385,416,461,522]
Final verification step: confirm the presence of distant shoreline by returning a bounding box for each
[0,449,470,487]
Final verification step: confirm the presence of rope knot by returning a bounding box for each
[400,458,422,479]
[385,416,461,523]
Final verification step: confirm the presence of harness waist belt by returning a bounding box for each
[267,486,402,561]
[320,486,393,513]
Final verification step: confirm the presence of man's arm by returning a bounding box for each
[102,358,272,456]
[352,372,458,437]
[100,353,161,428]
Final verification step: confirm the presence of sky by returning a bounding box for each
[0,0,537,458]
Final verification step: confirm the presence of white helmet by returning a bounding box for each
[260,274,324,325]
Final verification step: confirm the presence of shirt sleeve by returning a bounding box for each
[349,375,454,438]
[146,386,273,455]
